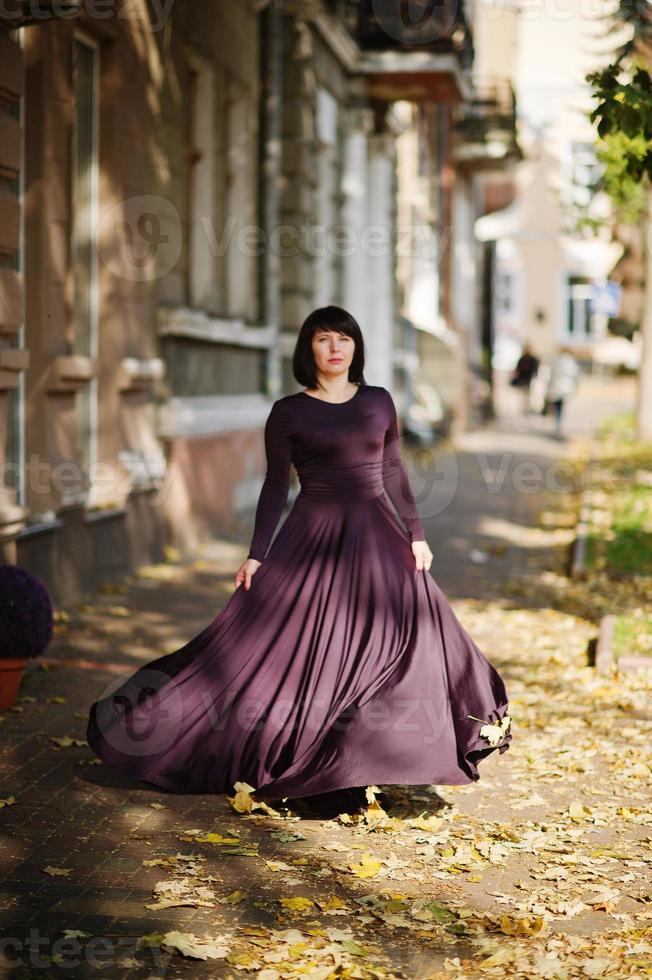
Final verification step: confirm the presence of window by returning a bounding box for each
[570,142,602,205]
[5,28,25,506]
[225,76,259,320]
[565,276,592,341]
[564,142,604,234]
[71,34,99,502]
[187,58,217,311]
[495,270,513,316]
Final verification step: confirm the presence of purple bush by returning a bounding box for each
[0,565,54,660]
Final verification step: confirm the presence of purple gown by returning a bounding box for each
[86,384,511,798]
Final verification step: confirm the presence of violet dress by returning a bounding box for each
[86,384,511,798]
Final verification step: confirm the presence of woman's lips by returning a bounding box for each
[328,358,342,363]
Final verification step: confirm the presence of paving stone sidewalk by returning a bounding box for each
[1,374,649,979]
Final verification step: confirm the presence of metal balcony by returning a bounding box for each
[352,0,474,103]
[453,79,523,169]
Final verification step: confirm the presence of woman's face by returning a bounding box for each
[311,329,355,381]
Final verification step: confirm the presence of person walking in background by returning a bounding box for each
[509,343,540,415]
[545,346,580,438]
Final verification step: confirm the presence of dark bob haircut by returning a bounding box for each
[292,305,367,390]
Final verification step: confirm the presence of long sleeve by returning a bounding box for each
[382,388,426,543]
[247,400,292,562]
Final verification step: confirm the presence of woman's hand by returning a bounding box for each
[411,539,433,572]
[235,557,261,591]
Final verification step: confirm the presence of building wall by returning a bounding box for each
[0,3,270,602]
[492,0,621,366]
[394,99,465,425]
[6,14,170,604]
[151,1,271,555]
[0,0,487,605]
[0,29,27,557]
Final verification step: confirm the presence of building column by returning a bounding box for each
[341,101,373,328]
[366,128,396,390]
[260,0,283,398]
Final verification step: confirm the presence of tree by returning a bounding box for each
[586,4,652,438]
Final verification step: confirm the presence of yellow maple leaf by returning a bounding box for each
[226,781,281,817]
[316,895,350,912]
[226,781,257,813]
[161,930,229,960]
[408,814,443,832]
[499,913,546,936]
[468,713,512,746]
[567,801,592,821]
[480,947,516,967]
[279,896,314,912]
[50,736,87,748]
[193,832,242,845]
[348,852,383,878]
[221,890,246,904]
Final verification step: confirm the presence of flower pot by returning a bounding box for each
[0,657,29,709]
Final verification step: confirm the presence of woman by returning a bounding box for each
[86,306,511,817]
[545,346,579,438]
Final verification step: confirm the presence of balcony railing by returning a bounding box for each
[355,0,474,70]
[330,0,475,103]
[453,79,522,168]
[323,0,361,36]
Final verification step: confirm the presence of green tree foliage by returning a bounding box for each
[586,5,652,439]
[586,63,652,221]
[586,3,652,220]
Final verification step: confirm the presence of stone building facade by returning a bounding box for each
[0,0,519,605]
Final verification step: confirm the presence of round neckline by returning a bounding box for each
[299,385,362,406]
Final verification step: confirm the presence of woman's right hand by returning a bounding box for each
[235,557,261,591]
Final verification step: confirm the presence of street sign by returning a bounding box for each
[589,280,622,317]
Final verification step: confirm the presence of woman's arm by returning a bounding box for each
[381,388,426,543]
[246,400,292,562]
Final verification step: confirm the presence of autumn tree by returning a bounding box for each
[586,2,652,438]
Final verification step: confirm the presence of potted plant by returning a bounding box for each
[0,564,54,709]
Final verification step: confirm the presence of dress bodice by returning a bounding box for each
[247,384,425,562]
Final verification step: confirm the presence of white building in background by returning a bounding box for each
[475,0,624,374]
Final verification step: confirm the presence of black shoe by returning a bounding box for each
[293,786,368,818]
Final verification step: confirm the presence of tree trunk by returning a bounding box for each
[637,184,652,440]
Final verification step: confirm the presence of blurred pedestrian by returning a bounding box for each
[509,344,540,415]
[545,346,579,438]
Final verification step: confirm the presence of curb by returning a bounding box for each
[570,485,592,580]
[595,612,652,675]
[594,614,615,674]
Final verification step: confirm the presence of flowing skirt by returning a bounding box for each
[86,492,511,798]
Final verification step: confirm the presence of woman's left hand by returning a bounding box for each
[411,539,433,572]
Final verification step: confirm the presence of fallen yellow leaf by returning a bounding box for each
[347,852,383,878]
